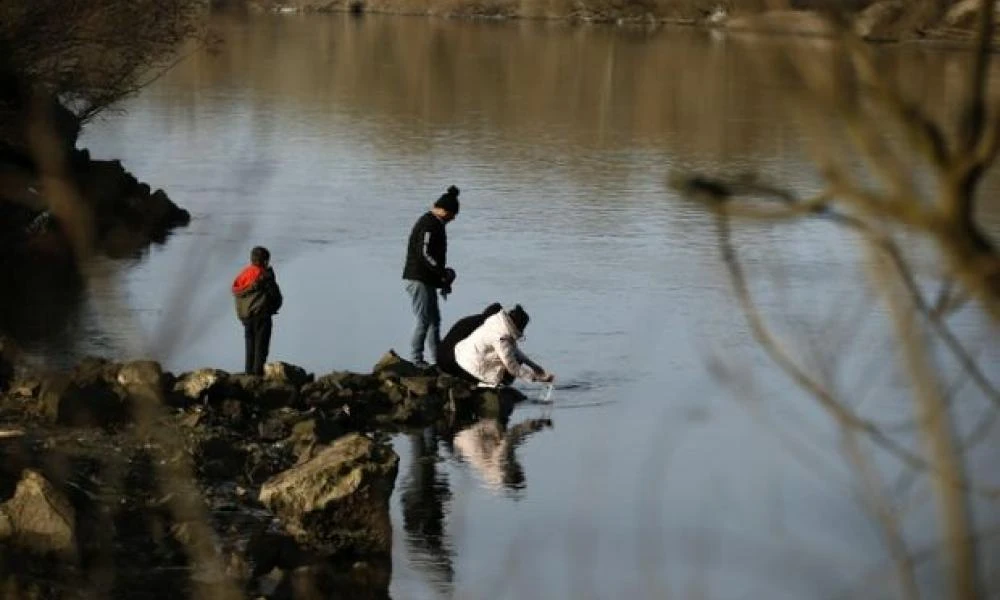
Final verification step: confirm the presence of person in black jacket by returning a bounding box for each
[232,246,283,376]
[402,185,460,367]
[437,302,503,379]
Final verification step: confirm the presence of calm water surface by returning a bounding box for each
[59,14,1000,599]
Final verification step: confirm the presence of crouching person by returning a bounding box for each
[437,302,504,379]
[453,305,554,387]
[232,246,283,376]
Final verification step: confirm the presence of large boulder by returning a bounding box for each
[0,470,76,557]
[259,433,398,557]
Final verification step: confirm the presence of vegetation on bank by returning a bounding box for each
[0,1,203,346]
[213,0,989,41]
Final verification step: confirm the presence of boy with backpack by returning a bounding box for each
[232,246,283,375]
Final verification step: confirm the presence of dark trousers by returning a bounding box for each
[243,315,272,376]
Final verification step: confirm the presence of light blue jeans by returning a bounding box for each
[405,280,440,363]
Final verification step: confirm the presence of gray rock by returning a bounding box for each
[259,433,398,557]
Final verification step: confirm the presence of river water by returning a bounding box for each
[62,13,1000,600]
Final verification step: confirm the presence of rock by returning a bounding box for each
[447,384,474,403]
[0,470,76,557]
[381,380,406,404]
[220,398,247,425]
[371,350,424,380]
[38,374,128,428]
[257,410,300,442]
[116,360,164,390]
[246,531,304,575]
[301,372,378,409]
[472,387,525,421]
[72,356,118,386]
[284,417,345,463]
[174,368,229,402]
[256,381,299,412]
[435,373,467,391]
[196,435,248,480]
[117,360,169,417]
[259,433,398,557]
[399,376,436,397]
[180,410,204,428]
[265,362,314,388]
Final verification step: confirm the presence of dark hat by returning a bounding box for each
[250,246,270,266]
[434,185,460,215]
[508,304,529,333]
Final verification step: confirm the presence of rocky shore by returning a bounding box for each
[0,347,525,599]
[0,98,191,344]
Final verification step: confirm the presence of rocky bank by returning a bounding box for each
[0,95,191,344]
[0,347,525,599]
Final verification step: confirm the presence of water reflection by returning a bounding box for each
[0,247,84,352]
[452,416,553,495]
[400,427,455,592]
[399,413,553,591]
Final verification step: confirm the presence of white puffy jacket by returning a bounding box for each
[454,311,538,386]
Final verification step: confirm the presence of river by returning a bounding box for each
[64,13,1000,599]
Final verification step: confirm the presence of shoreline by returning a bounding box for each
[221,1,989,46]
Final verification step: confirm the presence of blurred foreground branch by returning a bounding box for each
[670,3,1000,598]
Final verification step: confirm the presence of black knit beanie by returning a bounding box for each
[509,304,529,333]
[434,185,460,215]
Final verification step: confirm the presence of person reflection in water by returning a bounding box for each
[400,427,455,589]
[452,415,553,493]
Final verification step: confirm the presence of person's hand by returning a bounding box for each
[440,283,452,300]
[536,372,555,383]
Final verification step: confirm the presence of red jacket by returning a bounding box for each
[232,264,282,321]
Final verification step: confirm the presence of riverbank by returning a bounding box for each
[0,99,190,346]
[0,349,525,598]
[215,0,991,42]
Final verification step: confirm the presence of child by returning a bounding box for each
[232,246,283,375]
